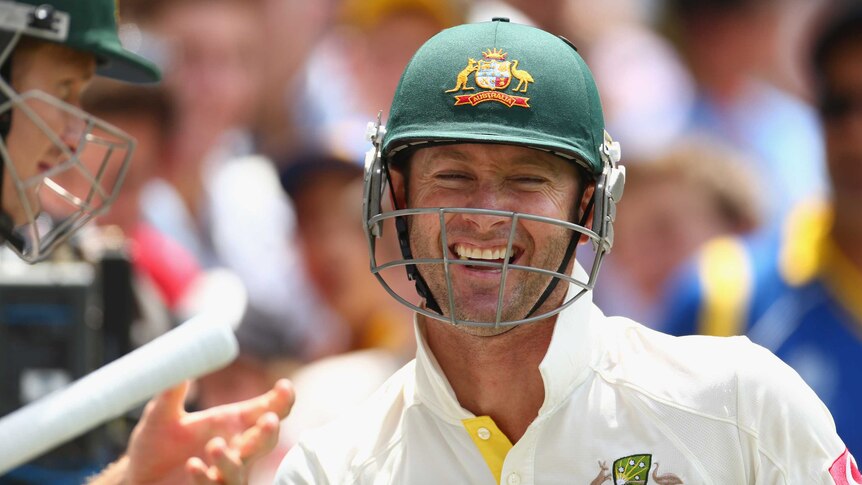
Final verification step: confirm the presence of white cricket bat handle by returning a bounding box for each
[0,313,239,474]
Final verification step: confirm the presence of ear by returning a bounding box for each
[389,165,408,209]
[577,181,596,245]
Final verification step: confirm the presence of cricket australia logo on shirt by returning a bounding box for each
[590,454,684,485]
[444,48,533,108]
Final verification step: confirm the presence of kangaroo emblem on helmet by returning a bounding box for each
[445,58,479,93]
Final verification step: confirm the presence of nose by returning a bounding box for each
[460,209,510,233]
[60,113,86,154]
[458,184,512,232]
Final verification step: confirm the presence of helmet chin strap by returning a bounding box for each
[394,215,444,315]
[386,159,445,315]
[524,192,594,320]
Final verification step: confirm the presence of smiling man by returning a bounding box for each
[399,143,589,330]
[276,18,855,485]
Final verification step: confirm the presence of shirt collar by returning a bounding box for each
[538,262,599,414]
[411,313,470,421]
[412,262,600,421]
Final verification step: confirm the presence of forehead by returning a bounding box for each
[409,143,576,174]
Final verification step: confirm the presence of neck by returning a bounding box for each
[420,315,555,443]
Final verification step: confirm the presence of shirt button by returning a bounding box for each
[507,472,521,485]
[477,427,491,440]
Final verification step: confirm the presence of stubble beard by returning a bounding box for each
[409,217,573,329]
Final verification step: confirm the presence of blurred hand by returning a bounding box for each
[126,378,294,485]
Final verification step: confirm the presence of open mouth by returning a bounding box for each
[451,243,521,271]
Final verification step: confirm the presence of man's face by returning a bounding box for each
[391,143,588,329]
[822,38,862,206]
[156,1,262,138]
[3,41,95,224]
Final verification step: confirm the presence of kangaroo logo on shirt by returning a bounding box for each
[590,454,684,485]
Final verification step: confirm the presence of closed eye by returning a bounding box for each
[436,172,472,181]
[435,171,468,178]
[510,176,549,186]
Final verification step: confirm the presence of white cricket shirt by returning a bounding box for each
[276,272,854,484]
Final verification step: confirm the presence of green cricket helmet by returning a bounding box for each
[0,0,159,262]
[364,19,625,328]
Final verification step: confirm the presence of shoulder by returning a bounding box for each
[595,316,760,412]
[598,317,834,419]
[594,318,846,482]
[732,337,848,483]
[275,361,416,484]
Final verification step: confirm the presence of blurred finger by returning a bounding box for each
[233,411,281,463]
[147,380,191,422]
[191,378,294,429]
[236,378,295,425]
[207,436,244,485]
[270,378,295,418]
[187,457,216,485]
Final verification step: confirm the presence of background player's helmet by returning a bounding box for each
[0,0,159,262]
[364,19,625,327]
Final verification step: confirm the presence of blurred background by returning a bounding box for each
[1,0,860,482]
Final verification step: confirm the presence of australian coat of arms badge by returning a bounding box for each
[445,48,533,108]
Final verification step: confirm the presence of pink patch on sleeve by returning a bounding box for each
[830,449,862,485]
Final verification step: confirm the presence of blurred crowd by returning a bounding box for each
[13,0,861,481]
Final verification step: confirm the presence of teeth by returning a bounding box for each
[454,244,511,261]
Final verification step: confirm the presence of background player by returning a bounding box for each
[661,1,862,454]
[0,0,293,482]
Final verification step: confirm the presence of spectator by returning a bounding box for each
[297,0,465,162]
[281,155,415,356]
[595,137,761,327]
[661,0,862,454]
[125,0,343,363]
[665,0,828,225]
